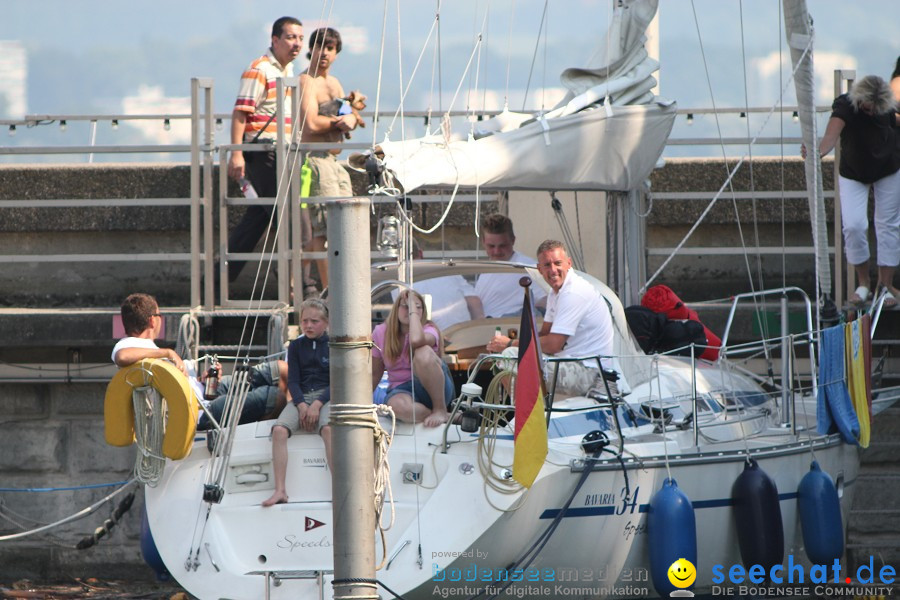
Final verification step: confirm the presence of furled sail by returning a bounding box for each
[377,0,676,193]
[783,0,833,313]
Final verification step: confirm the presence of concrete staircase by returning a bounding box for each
[847,405,900,571]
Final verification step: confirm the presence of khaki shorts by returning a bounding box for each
[499,346,596,399]
[273,389,330,434]
[307,153,352,238]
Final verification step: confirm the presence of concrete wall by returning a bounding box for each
[0,382,145,580]
[0,158,832,309]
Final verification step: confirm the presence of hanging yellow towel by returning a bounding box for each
[860,314,873,423]
[845,320,870,448]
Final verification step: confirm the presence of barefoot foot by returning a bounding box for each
[261,491,289,507]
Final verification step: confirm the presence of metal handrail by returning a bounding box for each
[0,104,833,127]
[1,104,835,159]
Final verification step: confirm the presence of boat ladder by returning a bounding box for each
[246,569,334,600]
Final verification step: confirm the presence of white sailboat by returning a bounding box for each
[125,1,899,598]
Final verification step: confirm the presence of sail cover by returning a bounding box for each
[783,0,832,305]
[378,0,676,193]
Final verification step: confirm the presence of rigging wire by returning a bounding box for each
[382,13,440,139]
[390,7,492,238]
[686,0,763,336]
[443,22,489,125]
[480,2,491,116]
[738,1,769,318]
[468,1,488,139]
[778,5,788,293]
[521,0,549,112]
[395,0,406,148]
[641,10,816,295]
[0,480,136,542]
[437,0,443,117]
[371,0,391,146]
[540,0,548,113]
[503,0,516,110]
[731,1,774,375]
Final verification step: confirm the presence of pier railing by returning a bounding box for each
[0,104,832,162]
[0,75,851,316]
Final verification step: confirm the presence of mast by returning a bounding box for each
[782,0,837,324]
[328,197,377,600]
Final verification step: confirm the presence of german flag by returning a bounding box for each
[513,279,548,488]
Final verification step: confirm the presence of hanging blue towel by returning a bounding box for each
[816,324,859,444]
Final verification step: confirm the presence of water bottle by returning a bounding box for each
[204,360,220,400]
[494,326,502,338]
[238,177,258,199]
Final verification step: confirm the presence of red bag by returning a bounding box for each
[641,285,721,360]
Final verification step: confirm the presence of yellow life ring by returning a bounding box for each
[104,358,199,460]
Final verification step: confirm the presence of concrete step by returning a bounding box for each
[849,508,900,537]
[846,534,900,572]
[850,472,900,511]
[860,408,900,465]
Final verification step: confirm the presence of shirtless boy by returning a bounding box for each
[298,27,362,295]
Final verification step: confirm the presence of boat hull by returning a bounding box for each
[145,417,858,600]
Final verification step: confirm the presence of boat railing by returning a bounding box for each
[441,351,629,455]
[718,286,816,429]
[441,333,814,457]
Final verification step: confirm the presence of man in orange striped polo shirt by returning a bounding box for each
[226,16,304,283]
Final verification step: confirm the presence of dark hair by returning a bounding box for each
[892,57,900,80]
[536,239,566,257]
[121,293,158,336]
[306,27,342,59]
[272,16,302,38]
[482,213,515,238]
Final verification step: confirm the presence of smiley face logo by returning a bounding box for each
[667,558,696,589]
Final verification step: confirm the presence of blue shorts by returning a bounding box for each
[198,360,280,430]
[384,361,455,410]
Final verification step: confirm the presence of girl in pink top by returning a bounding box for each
[371,289,454,427]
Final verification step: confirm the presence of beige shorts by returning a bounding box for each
[306,153,352,238]
[499,346,596,399]
[273,389,330,434]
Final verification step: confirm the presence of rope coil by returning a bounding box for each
[330,403,396,570]
[131,386,167,486]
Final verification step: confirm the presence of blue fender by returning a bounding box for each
[732,458,783,571]
[648,478,697,596]
[798,461,843,565]
[140,504,171,581]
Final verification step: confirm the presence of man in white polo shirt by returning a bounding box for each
[486,240,614,397]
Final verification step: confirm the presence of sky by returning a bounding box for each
[1,0,899,158]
